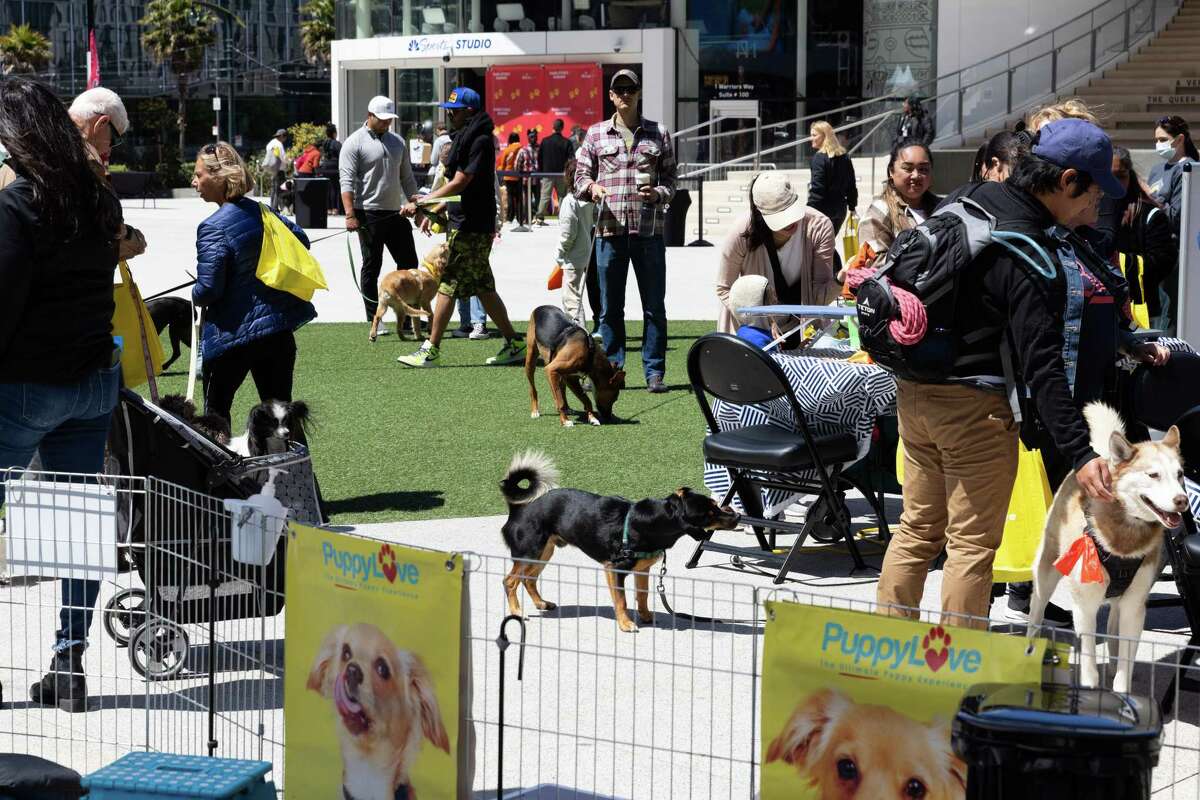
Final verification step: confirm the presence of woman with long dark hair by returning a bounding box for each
[971,130,1028,183]
[715,172,837,334]
[1113,146,1177,331]
[1148,114,1198,236]
[0,77,126,712]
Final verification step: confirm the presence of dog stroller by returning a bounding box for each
[103,389,321,679]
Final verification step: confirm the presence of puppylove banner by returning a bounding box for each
[284,525,463,800]
[760,601,1047,799]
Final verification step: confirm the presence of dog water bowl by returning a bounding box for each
[223,493,286,567]
[953,683,1161,799]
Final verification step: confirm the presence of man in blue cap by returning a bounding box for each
[876,117,1140,628]
[398,87,525,367]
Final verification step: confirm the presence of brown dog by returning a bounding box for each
[307,623,449,800]
[767,688,966,799]
[524,305,625,426]
[369,243,448,342]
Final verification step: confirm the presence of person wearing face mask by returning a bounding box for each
[850,139,939,281]
[1148,115,1199,238]
[876,119,1130,629]
[1114,146,1177,332]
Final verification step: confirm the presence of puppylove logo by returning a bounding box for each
[821,621,981,675]
[322,541,420,587]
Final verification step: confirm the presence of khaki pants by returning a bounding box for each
[877,381,1019,629]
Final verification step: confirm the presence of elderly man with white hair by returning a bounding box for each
[68,86,145,260]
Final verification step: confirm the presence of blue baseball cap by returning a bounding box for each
[440,87,481,110]
[1032,118,1124,199]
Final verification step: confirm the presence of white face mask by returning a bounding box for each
[1156,139,1176,159]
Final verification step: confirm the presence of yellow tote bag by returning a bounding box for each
[256,204,327,301]
[841,213,859,264]
[895,439,1051,582]
[1118,252,1151,330]
[112,259,163,392]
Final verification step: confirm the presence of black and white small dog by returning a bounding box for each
[230,400,313,457]
[145,297,193,371]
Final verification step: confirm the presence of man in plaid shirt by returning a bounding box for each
[516,129,540,225]
[574,69,677,393]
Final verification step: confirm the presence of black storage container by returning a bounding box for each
[953,683,1161,800]
[293,177,329,229]
[664,187,691,246]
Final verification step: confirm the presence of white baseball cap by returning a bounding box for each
[367,95,398,120]
[751,172,805,232]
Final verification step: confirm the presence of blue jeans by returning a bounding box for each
[456,296,486,327]
[595,233,667,379]
[0,363,120,651]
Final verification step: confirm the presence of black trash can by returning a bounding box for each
[294,177,329,229]
[953,683,1161,800]
[664,187,691,246]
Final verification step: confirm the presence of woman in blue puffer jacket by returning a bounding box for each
[191,141,316,425]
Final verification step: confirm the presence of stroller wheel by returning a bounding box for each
[129,621,188,680]
[103,588,147,647]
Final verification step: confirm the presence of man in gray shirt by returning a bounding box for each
[339,95,422,327]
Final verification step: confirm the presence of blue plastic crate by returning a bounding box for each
[83,753,275,800]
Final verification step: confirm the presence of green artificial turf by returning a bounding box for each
[150,321,715,524]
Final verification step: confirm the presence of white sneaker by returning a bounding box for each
[374,325,391,336]
[468,323,490,340]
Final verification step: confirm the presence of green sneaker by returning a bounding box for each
[486,339,526,366]
[397,344,439,367]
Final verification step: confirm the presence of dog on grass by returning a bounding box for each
[145,297,193,370]
[524,305,625,427]
[498,451,740,632]
[1028,402,1187,693]
[369,243,448,342]
[766,688,966,799]
[307,623,449,800]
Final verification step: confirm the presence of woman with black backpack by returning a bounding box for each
[318,123,341,215]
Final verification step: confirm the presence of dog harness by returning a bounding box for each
[548,323,595,364]
[344,787,409,800]
[621,507,665,561]
[1053,522,1146,599]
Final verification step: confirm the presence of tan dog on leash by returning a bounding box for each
[368,243,447,342]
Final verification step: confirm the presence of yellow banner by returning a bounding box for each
[761,601,1047,799]
[284,525,462,800]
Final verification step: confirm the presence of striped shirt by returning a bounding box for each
[573,114,676,237]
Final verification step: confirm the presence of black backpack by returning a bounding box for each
[854,196,1056,382]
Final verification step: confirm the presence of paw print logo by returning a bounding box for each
[407,40,420,52]
[923,626,951,672]
[378,544,398,583]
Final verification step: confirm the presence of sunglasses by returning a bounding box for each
[611,84,639,96]
[108,121,123,150]
[202,143,219,155]
[1158,115,1187,130]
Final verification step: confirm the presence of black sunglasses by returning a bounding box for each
[611,84,639,96]
[202,143,218,155]
[108,121,123,149]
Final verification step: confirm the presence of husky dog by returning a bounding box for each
[1028,402,1187,693]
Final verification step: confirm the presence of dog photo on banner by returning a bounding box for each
[760,602,1049,799]
[283,525,466,800]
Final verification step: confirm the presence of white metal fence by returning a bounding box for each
[4,473,1200,797]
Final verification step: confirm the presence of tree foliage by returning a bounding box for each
[0,23,52,75]
[140,0,218,156]
[300,0,335,66]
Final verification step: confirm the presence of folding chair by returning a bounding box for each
[1159,404,1200,716]
[686,333,867,583]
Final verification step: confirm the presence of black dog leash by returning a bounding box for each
[655,554,758,626]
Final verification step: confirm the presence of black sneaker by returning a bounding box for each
[1004,593,1073,628]
[646,375,668,394]
[30,644,88,712]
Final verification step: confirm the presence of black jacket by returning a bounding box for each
[894,112,933,147]
[1116,198,1176,316]
[0,176,119,383]
[943,180,1102,470]
[807,152,857,222]
[538,132,575,175]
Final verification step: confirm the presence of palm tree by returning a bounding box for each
[0,23,52,75]
[300,0,335,67]
[140,0,218,156]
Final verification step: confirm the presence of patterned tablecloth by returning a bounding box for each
[703,353,898,516]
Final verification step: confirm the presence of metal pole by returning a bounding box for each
[496,616,526,799]
[1051,47,1058,94]
[754,110,761,172]
[687,179,713,246]
[1006,69,1014,115]
[1090,28,1097,72]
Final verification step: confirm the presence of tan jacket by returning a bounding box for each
[857,190,941,255]
[716,207,837,334]
[0,163,15,190]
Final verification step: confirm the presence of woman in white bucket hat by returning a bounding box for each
[715,171,838,335]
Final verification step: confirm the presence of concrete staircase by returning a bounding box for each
[1075,0,1200,148]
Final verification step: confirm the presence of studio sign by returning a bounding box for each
[407,36,496,54]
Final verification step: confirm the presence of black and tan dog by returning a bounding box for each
[524,305,625,427]
[499,451,741,632]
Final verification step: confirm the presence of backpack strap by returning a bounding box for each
[991,231,1057,280]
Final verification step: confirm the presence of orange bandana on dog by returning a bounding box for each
[1054,534,1106,585]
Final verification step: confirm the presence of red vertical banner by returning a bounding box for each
[487,63,603,140]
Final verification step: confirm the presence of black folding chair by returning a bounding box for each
[686,333,868,583]
[1159,404,1200,716]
